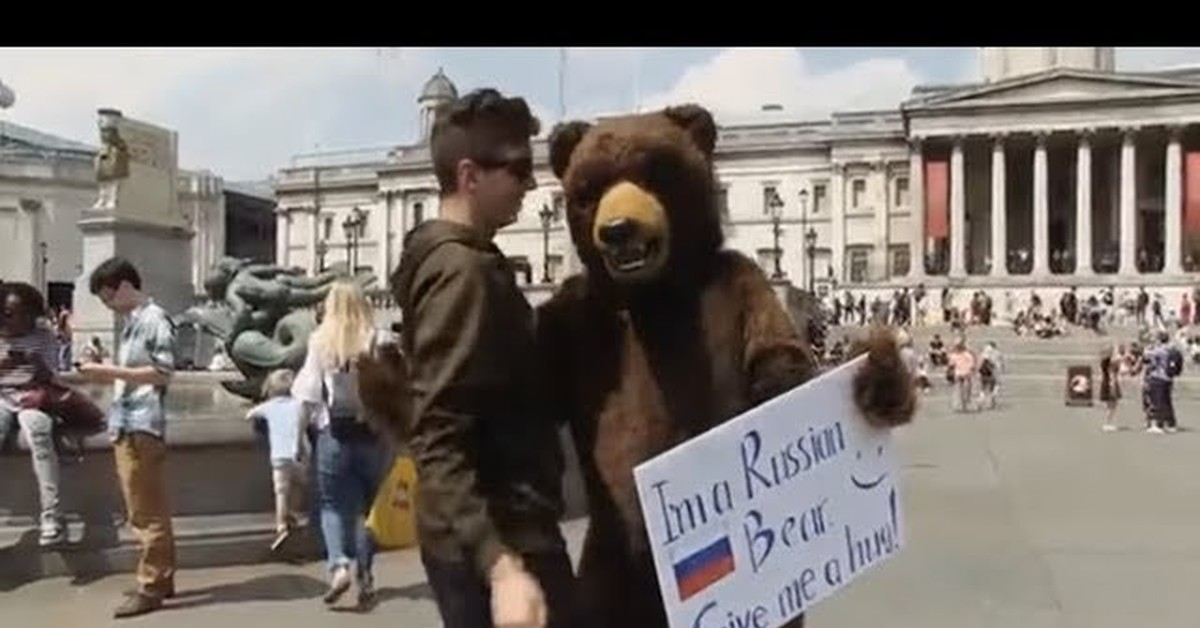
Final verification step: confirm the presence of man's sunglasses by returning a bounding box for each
[476,155,533,182]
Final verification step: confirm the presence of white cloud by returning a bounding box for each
[0,47,434,180]
[640,48,922,122]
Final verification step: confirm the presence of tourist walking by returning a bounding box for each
[291,281,390,610]
[77,257,178,619]
[947,337,976,412]
[391,87,581,628]
[1099,344,1122,432]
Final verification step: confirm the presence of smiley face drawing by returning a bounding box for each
[850,442,889,490]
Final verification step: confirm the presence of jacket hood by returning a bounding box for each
[389,219,495,312]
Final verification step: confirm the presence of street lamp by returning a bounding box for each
[539,203,554,283]
[798,189,811,291]
[342,206,366,272]
[766,189,785,279]
[804,227,818,293]
[315,240,329,272]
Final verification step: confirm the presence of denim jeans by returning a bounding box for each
[315,428,388,585]
[14,408,61,525]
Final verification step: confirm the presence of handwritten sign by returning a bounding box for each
[633,355,904,628]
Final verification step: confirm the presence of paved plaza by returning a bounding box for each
[2,377,1197,627]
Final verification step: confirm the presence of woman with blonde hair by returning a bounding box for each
[291,281,392,610]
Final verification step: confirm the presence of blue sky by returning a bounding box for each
[2,47,1197,182]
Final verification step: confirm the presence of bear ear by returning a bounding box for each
[548,120,592,181]
[663,104,717,158]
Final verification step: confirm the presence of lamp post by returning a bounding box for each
[315,240,328,272]
[804,227,818,294]
[766,188,785,279]
[798,189,811,291]
[39,241,48,293]
[539,202,554,283]
[342,206,366,272]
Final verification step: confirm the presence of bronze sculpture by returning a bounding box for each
[177,257,376,399]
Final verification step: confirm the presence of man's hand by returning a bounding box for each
[76,362,118,384]
[489,553,547,628]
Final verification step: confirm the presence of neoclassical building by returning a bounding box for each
[272,47,1200,306]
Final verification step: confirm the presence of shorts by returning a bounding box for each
[271,458,307,498]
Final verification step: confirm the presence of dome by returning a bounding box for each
[419,68,458,103]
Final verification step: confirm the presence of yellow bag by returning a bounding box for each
[366,455,418,549]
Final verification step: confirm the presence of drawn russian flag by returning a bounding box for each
[673,535,736,601]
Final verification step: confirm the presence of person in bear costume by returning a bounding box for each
[536,103,917,628]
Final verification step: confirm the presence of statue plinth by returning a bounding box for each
[74,109,194,359]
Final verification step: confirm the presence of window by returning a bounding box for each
[323,216,333,239]
[812,184,827,214]
[508,255,533,285]
[849,248,870,283]
[716,187,730,223]
[412,201,424,226]
[546,254,564,283]
[890,245,911,277]
[756,247,780,274]
[894,177,910,208]
[551,191,566,223]
[851,179,867,208]
[761,183,780,215]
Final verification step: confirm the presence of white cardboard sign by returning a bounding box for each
[633,355,905,628]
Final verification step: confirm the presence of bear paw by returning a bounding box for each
[848,325,917,429]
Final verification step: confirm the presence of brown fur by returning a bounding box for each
[354,343,412,445]
[537,105,915,628]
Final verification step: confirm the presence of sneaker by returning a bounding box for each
[1164,426,1179,434]
[1148,425,1166,434]
[1102,424,1118,432]
[323,566,352,605]
[113,593,162,619]
[39,518,66,547]
[270,527,292,553]
[357,579,378,611]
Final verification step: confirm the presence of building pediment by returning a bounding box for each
[904,68,1200,113]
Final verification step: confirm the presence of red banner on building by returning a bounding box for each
[924,159,949,240]
[1185,151,1200,237]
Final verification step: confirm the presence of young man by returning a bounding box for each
[77,257,177,619]
[390,88,579,628]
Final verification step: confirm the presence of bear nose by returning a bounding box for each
[598,218,636,247]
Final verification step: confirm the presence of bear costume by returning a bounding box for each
[536,103,917,628]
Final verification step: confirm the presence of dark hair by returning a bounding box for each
[0,281,47,319]
[88,256,142,295]
[430,88,541,194]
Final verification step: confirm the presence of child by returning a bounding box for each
[245,368,309,551]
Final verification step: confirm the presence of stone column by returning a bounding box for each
[1076,130,1094,275]
[378,190,393,277]
[1119,128,1137,275]
[908,139,926,279]
[950,138,966,277]
[275,206,290,266]
[830,163,846,282]
[1164,126,1183,275]
[308,206,321,275]
[1033,132,1050,276]
[872,159,890,280]
[990,134,1007,276]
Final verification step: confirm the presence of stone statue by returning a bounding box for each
[177,257,377,399]
[94,110,130,210]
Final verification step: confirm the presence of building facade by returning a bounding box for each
[274,48,1200,309]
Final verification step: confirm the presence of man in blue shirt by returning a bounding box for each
[1141,331,1177,434]
[78,257,177,619]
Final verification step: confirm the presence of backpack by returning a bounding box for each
[321,335,378,441]
[1168,347,1184,377]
